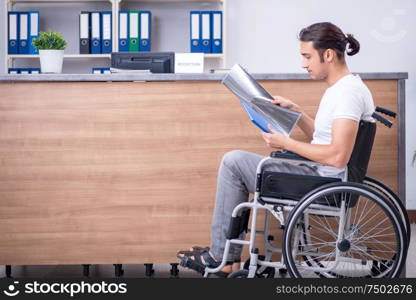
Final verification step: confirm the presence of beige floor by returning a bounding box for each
[1,224,414,278]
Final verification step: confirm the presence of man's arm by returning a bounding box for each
[271,96,314,140]
[296,108,315,140]
[263,118,359,168]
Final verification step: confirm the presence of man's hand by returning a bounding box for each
[261,124,291,151]
[272,95,315,140]
[271,95,301,112]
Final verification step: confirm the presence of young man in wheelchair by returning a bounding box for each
[177,22,379,277]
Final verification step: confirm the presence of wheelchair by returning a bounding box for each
[204,107,409,278]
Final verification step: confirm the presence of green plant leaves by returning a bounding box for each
[32,31,68,51]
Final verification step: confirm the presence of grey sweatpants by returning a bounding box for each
[209,150,326,262]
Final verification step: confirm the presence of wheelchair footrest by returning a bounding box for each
[260,171,341,201]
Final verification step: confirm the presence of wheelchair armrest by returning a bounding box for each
[270,150,312,161]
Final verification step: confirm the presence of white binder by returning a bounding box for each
[79,12,90,54]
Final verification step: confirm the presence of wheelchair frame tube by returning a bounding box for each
[204,201,254,276]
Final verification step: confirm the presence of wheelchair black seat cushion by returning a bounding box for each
[260,171,341,201]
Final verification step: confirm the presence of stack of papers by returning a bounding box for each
[109,68,152,74]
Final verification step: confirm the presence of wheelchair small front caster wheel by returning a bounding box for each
[227,270,249,278]
[243,255,275,278]
[279,268,287,275]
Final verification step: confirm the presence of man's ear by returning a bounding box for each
[324,49,335,63]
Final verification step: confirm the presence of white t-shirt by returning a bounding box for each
[311,74,375,177]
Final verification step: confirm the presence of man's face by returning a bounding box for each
[300,41,329,80]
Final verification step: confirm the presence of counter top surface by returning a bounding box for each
[0,72,408,82]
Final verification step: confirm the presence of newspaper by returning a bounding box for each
[221,64,302,136]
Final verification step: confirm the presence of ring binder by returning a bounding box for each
[190,11,201,53]
[211,11,222,54]
[28,11,39,54]
[139,11,151,52]
[129,11,140,52]
[18,12,29,54]
[201,11,211,53]
[79,11,90,54]
[8,68,20,74]
[8,12,19,54]
[119,11,129,52]
[101,11,112,54]
[91,12,101,54]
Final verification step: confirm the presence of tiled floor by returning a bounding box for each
[1,224,414,278]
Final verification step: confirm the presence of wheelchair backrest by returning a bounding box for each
[347,120,377,183]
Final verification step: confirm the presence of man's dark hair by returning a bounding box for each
[299,22,360,62]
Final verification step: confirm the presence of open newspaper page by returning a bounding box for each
[222,64,302,136]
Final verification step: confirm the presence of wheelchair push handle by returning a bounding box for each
[375,106,396,118]
[372,106,396,128]
[372,112,393,128]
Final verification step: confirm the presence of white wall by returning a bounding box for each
[225,0,415,208]
[1,0,415,207]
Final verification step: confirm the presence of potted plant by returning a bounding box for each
[32,31,67,73]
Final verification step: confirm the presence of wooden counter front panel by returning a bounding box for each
[0,80,397,265]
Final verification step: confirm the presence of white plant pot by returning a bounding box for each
[39,49,64,73]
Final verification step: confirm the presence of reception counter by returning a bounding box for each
[0,72,407,266]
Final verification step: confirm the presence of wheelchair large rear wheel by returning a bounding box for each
[283,182,407,278]
[363,176,411,245]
